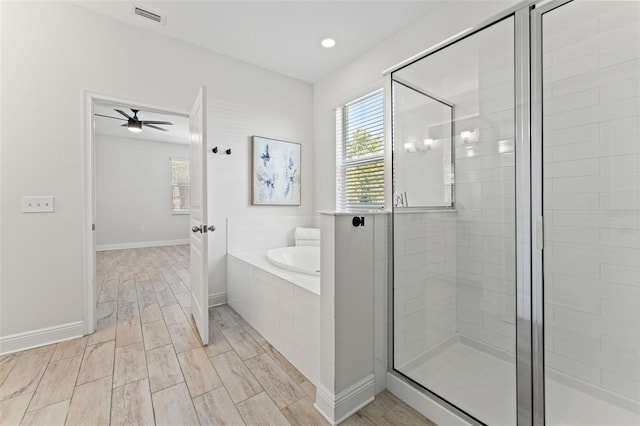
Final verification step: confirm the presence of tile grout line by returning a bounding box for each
[105,273,122,426]
[216,329,292,423]
[18,347,55,421]
[0,354,20,389]
[141,332,157,426]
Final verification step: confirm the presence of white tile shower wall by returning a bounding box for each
[227,255,320,385]
[453,28,517,356]
[393,211,457,367]
[227,216,319,253]
[542,1,640,403]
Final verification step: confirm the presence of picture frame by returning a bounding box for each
[251,136,301,206]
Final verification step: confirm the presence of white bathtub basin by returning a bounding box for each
[267,246,320,276]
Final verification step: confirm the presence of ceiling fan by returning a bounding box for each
[95,108,173,133]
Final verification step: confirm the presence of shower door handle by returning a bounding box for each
[536,216,544,250]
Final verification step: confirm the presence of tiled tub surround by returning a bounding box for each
[227,212,390,412]
[541,0,640,418]
[227,216,321,386]
[227,253,320,386]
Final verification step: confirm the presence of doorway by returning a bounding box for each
[90,99,193,345]
[83,92,209,342]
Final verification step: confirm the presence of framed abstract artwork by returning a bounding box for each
[251,136,301,205]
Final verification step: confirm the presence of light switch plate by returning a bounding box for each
[22,196,55,213]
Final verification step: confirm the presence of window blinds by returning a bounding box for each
[170,158,191,212]
[336,90,385,210]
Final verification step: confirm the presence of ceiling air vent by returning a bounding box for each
[133,6,164,24]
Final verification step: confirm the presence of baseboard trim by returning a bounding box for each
[0,321,85,355]
[96,239,189,251]
[209,292,227,307]
[314,374,375,425]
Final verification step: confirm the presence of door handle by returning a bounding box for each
[192,225,202,233]
[207,225,216,232]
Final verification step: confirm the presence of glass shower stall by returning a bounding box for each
[388,1,639,424]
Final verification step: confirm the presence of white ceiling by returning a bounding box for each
[73,0,441,83]
[94,102,190,144]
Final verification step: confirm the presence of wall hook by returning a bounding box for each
[352,216,365,227]
[225,148,232,155]
[212,147,218,154]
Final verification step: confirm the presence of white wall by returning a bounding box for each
[313,1,515,211]
[0,1,313,342]
[227,216,319,254]
[95,134,190,249]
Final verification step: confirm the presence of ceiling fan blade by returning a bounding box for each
[115,109,134,120]
[140,120,173,125]
[144,124,169,132]
[121,123,128,127]
[95,113,126,121]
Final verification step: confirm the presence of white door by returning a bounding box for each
[189,86,209,345]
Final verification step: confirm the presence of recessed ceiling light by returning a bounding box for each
[321,38,336,48]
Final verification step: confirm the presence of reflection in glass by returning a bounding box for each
[393,80,453,208]
[392,16,516,425]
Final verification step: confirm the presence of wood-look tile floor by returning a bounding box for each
[0,245,436,425]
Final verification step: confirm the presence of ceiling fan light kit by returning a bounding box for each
[127,120,143,133]
[96,108,174,133]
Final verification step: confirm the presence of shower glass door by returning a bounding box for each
[537,1,640,424]
[391,16,518,425]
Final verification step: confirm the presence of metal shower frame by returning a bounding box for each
[383,1,575,424]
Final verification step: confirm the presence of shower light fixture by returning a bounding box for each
[498,139,512,154]
[466,146,475,157]
[403,142,416,153]
[321,38,336,48]
[422,138,434,151]
[461,129,478,144]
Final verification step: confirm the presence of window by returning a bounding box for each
[171,158,190,213]
[336,90,385,210]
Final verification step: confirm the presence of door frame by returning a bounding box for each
[82,91,189,335]
[530,2,575,425]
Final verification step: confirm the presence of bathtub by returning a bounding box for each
[267,246,320,276]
